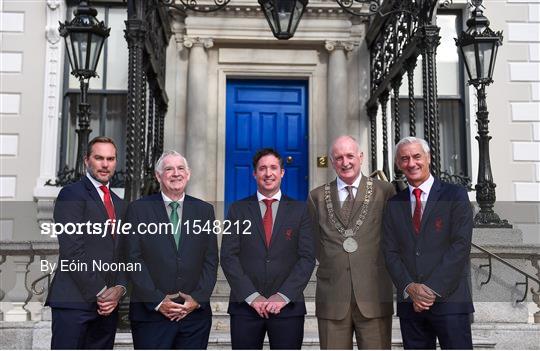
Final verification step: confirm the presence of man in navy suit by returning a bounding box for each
[220,148,316,349]
[125,150,218,349]
[383,136,474,349]
[46,136,127,349]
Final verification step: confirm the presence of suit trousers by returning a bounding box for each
[51,307,118,349]
[317,293,391,350]
[230,314,305,349]
[131,317,211,350]
[399,311,472,350]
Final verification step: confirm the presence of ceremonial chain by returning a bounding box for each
[324,178,374,252]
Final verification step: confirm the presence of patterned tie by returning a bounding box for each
[341,185,355,225]
[99,185,116,222]
[262,199,276,247]
[412,188,422,234]
[169,202,181,248]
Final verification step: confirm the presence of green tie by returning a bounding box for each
[169,202,180,248]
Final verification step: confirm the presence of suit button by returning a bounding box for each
[416,250,420,256]
[266,259,271,263]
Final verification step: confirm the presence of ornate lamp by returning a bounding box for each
[455,0,510,228]
[259,0,308,40]
[59,1,110,180]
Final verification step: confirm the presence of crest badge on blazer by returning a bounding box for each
[435,217,443,232]
[285,228,293,240]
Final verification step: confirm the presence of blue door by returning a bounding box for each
[225,79,309,210]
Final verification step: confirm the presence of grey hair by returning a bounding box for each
[394,137,430,163]
[155,150,190,174]
[328,135,362,162]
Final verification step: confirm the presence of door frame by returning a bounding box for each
[215,51,325,210]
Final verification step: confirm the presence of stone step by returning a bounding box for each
[113,330,497,349]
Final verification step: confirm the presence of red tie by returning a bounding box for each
[99,185,116,222]
[412,188,422,234]
[262,199,276,247]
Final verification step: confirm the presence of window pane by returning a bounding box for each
[439,99,467,176]
[437,13,460,96]
[106,8,129,90]
[395,98,468,177]
[65,93,102,168]
[104,94,127,169]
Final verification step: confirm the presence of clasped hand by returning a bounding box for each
[158,292,199,322]
[250,294,287,319]
[97,286,124,316]
[406,283,436,313]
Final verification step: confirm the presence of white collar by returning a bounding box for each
[336,173,362,191]
[161,192,185,204]
[257,190,282,202]
[86,172,110,190]
[408,174,435,197]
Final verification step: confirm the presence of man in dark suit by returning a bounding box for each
[46,136,127,349]
[125,150,218,349]
[221,148,315,349]
[383,136,474,349]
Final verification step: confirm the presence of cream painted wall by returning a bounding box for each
[1,1,47,241]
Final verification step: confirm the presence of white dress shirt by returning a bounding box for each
[336,174,362,206]
[404,174,440,298]
[85,173,125,297]
[407,174,435,216]
[245,190,289,306]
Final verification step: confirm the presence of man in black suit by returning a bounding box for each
[221,148,315,349]
[46,136,127,349]
[382,136,474,349]
[125,150,218,349]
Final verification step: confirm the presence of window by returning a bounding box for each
[394,11,470,179]
[58,3,128,176]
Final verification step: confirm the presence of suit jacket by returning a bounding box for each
[220,194,315,317]
[382,178,474,317]
[125,193,218,322]
[308,176,395,320]
[46,175,127,311]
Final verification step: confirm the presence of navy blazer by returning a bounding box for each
[46,175,127,310]
[220,194,315,317]
[125,193,218,322]
[382,178,474,317]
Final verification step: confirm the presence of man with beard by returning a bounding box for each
[46,136,127,349]
[221,148,315,349]
[125,150,218,349]
[308,135,396,349]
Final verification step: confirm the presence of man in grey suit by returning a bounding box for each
[308,135,395,349]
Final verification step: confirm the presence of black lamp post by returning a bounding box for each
[258,0,308,39]
[455,0,511,228]
[59,1,110,180]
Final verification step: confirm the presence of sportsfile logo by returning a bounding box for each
[40,219,253,237]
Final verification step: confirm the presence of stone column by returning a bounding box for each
[325,41,356,147]
[5,254,32,321]
[184,37,214,199]
[164,13,188,154]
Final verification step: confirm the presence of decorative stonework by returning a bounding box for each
[324,40,356,52]
[34,0,65,195]
[183,37,214,49]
